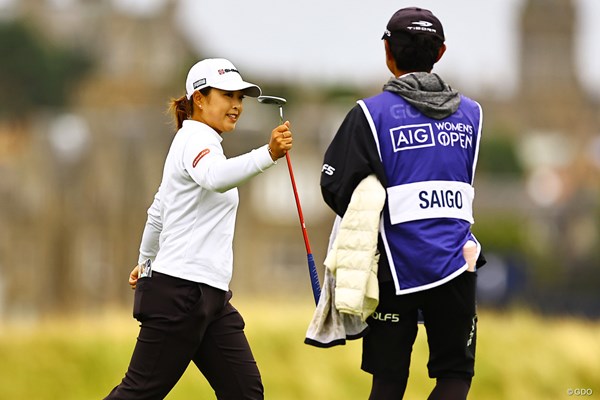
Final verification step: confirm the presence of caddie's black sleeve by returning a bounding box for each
[320,105,387,216]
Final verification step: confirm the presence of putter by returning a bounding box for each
[257,95,321,305]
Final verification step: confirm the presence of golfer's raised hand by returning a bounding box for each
[268,121,293,161]
[129,264,140,289]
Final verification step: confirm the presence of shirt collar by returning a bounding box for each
[182,119,223,143]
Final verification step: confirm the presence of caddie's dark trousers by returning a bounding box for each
[104,272,263,400]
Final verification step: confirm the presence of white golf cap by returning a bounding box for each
[185,58,262,99]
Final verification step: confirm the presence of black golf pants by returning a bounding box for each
[104,272,263,400]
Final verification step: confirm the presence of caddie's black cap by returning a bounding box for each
[382,7,445,42]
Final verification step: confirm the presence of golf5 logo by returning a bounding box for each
[321,163,336,176]
[371,312,401,323]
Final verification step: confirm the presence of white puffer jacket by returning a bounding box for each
[305,175,385,348]
[326,174,386,320]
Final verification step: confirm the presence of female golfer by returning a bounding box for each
[104,58,292,400]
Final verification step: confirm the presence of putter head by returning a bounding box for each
[257,95,287,106]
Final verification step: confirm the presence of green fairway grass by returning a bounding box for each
[0,299,598,399]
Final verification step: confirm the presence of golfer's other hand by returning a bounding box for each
[129,264,140,289]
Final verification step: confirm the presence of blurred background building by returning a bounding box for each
[0,0,598,320]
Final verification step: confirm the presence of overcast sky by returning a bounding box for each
[2,0,598,99]
[173,0,600,99]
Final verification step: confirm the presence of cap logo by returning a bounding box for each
[406,21,438,34]
[412,20,433,27]
[193,78,206,89]
[217,68,239,75]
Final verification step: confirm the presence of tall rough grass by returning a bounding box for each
[0,299,598,399]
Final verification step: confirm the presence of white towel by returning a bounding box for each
[304,267,369,347]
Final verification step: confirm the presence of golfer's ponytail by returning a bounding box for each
[169,95,193,131]
[168,87,212,131]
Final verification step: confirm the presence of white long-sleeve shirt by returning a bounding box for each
[138,119,276,290]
